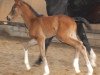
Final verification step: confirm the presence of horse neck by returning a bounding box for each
[20,3,37,29]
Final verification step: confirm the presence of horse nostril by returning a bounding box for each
[7,16,11,21]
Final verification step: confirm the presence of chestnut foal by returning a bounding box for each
[7,0,94,75]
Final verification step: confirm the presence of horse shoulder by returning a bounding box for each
[38,16,59,37]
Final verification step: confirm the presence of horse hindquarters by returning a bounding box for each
[56,25,93,75]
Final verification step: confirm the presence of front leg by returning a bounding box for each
[24,49,31,70]
[35,37,53,65]
[37,37,50,75]
[23,39,37,70]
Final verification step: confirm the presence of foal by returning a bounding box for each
[7,0,93,75]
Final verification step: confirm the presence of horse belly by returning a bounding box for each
[43,26,57,38]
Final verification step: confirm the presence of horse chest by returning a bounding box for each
[29,26,40,38]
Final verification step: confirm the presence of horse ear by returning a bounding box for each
[14,0,22,5]
[14,0,19,3]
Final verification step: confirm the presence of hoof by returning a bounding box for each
[75,73,80,75]
[26,66,31,70]
[34,59,43,66]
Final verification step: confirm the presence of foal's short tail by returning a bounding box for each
[74,17,92,31]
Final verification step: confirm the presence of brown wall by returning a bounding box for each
[0,0,47,22]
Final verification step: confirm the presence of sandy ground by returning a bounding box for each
[0,32,100,75]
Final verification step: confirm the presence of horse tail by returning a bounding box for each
[74,17,92,31]
[74,17,92,54]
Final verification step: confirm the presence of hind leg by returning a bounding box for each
[90,48,96,67]
[73,49,80,73]
[57,34,93,75]
[77,23,96,67]
[78,44,93,75]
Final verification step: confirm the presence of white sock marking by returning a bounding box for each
[90,48,96,67]
[43,59,50,75]
[44,64,50,75]
[73,58,80,73]
[24,49,31,70]
[87,61,93,75]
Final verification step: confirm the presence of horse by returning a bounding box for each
[36,0,96,66]
[86,1,100,23]
[68,0,100,23]
[7,0,94,75]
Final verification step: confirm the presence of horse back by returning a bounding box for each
[40,16,59,38]
[58,15,77,32]
[29,15,77,38]
[41,15,76,37]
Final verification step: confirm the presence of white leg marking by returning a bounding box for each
[24,49,31,70]
[87,61,93,75]
[43,59,50,75]
[73,58,80,73]
[83,47,93,75]
[90,48,96,67]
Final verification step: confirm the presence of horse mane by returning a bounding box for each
[22,1,43,17]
